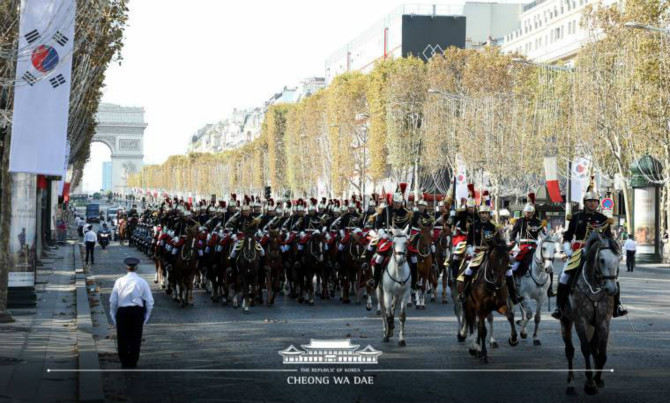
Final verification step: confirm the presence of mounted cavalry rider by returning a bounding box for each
[303,198,324,231]
[224,194,238,224]
[229,197,267,268]
[552,189,627,319]
[458,191,524,305]
[367,191,413,289]
[408,198,435,287]
[361,195,378,229]
[280,199,306,252]
[205,201,226,231]
[509,193,549,292]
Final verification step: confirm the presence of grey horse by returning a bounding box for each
[560,231,620,396]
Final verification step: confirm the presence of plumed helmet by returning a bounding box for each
[583,191,599,202]
[241,195,251,211]
[523,193,536,214]
[392,192,404,203]
[308,198,317,211]
[296,199,305,212]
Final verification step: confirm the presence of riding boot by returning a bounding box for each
[506,276,524,305]
[369,264,383,288]
[612,281,628,318]
[551,283,569,320]
[547,272,555,297]
[409,260,418,290]
[457,274,473,303]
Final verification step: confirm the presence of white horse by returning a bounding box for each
[515,234,558,345]
[376,226,412,346]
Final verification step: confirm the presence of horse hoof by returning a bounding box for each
[383,336,389,343]
[376,310,381,316]
[480,356,488,364]
[566,386,577,396]
[520,332,527,339]
[468,348,476,356]
[596,379,604,388]
[442,300,448,304]
[398,340,406,347]
[407,303,412,308]
[457,334,466,343]
[508,337,519,347]
[516,320,522,326]
[490,341,499,349]
[584,383,598,395]
[533,340,542,346]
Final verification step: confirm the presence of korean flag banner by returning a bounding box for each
[9,0,76,175]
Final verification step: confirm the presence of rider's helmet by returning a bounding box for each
[523,193,536,217]
[308,198,318,212]
[318,197,327,212]
[392,192,404,207]
[418,199,428,211]
[295,199,305,213]
[241,195,252,212]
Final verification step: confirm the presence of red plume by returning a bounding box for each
[231,193,237,201]
[528,193,535,204]
[397,183,408,195]
[467,184,475,198]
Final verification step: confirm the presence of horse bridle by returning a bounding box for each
[583,235,619,295]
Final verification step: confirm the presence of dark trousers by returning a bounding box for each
[85,241,95,264]
[116,306,145,367]
[626,250,636,272]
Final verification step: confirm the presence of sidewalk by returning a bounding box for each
[0,242,78,402]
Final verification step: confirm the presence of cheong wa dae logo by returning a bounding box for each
[279,339,382,365]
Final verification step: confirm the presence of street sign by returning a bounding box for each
[601,197,614,217]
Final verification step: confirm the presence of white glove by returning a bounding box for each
[466,246,474,257]
[450,211,456,217]
[563,242,573,257]
[378,229,388,239]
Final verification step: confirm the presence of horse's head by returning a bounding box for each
[391,225,410,265]
[488,238,511,280]
[538,234,558,274]
[585,232,620,296]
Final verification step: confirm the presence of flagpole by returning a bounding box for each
[566,159,572,226]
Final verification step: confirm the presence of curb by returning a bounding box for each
[74,242,105,403]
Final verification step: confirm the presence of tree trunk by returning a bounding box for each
[0,127,14,322]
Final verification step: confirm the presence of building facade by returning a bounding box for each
[501,0,619,62]
[325,2,526,84]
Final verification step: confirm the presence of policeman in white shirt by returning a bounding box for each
[109,257,154,369]
[83,224,97,265]
[624,235,637,272]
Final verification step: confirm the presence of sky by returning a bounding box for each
[81,0,525,193]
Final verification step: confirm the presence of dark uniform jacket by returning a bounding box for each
[510,216,545,242]
[340,212,361,229]
[563,210,612,243]
[375,206,412,230]
[467,219,497,248]
[282,214,304,232]
[361,209,376,229]
[303,213,324,231]
[233,214,260,234]
[411,210,433,229]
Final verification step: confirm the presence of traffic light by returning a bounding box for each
[264,186,271,200]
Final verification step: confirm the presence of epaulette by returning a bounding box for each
[509,217,517,225]
[541,219,547,227]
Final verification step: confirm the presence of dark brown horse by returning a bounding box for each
[415,224,436,310]
[235,234,260,314]
[464,238,518,363]
[265,229,283,306]
[434,227,451,304]
[172,224,199,307]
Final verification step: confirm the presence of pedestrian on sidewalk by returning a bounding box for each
[84,224,97,265]
[624,235,636,272]
[76,216,84,238]
[109,257,154,369]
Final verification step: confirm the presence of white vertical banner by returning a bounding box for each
[455,156,468,203]
[9,0,76,175]
[570,157,591,203]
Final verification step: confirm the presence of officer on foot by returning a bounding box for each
[110,257,154,369]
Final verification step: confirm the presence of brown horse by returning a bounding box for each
[171,224,199,307]
[464,238,519,363]
[434,227,451,304]
[415,224,436,310]
[118,218,127,245]
[265,229,283,306]
[235,234,260,314]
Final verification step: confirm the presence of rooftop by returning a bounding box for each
[302,339,360,349]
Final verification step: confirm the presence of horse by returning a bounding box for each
[235,233,261,314]
[297,231,322,306]
[463,237,519,363]
[265,229,283,306]
[340,230,369,307]
[560,232,620,396]
[414,223,437,310]
[172,225,199,307]
[434,227,451,304]
[376,226,412,346]
[118,218,127,245]
[515,234,558,345]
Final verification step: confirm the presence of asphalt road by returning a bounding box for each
[83,219,670,403]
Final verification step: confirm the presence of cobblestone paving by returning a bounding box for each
[86,231,670,403]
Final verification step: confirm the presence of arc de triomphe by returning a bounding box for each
[94,103,147,194]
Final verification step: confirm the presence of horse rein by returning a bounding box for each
[582,238,619,295]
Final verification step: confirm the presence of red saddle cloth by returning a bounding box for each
[326,232,338,246]
[282,231,297,246]
[451,234,466,248]
[207,233,220,247]
[172,237,185,248]
[298,234,312,245]
[514,243,535,261]
[432,228,443,243]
